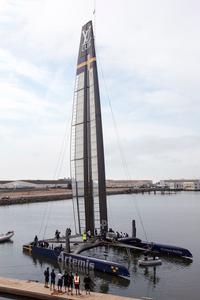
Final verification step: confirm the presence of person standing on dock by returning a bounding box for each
[84,274,91,295]
[68,272,74,295]
[50,269,56,291]
[44,267,49,288]
[63,270,69,293]
[74,272,81,295]
[57,272,63,292]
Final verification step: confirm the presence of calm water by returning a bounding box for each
[0,192,199,300]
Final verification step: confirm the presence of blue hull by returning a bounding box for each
[23,244,130,277]
[151,242,193,259]
[23,244,61,259]
[118,238,193,260]
[59,252,130,277]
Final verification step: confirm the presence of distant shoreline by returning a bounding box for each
[0,187,135,206]
[0,187,199,206]
[0,188,132,206]
[0,188,71,206]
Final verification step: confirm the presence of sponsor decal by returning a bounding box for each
[82,25,92,51]
[101,219,107,230]
[62,254,95,270]
[160,248,182,255]
[111,265,119,273]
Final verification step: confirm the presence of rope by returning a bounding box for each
[44,97,73,235]
[96,53,131,181]
[132,198,148,242]
[70,76,79,235]
[38,202,50,238]
[96,46,149,242]
[53,118,70,179]
[37,112,71,239]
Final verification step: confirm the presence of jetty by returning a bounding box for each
[0,276,140,300]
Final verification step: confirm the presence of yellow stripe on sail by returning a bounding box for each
[77,57,96,69]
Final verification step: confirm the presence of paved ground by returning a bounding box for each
[0,276,140,300]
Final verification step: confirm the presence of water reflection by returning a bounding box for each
[0,240,13,245]
[142,266,160,286]
[84,243,193,290]
[22,251,59,270]
[0,193,198,300]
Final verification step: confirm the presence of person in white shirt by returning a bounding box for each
[57,272,63,292]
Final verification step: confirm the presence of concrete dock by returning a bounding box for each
[0,277,140,300]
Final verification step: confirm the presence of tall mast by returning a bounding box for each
[71,21,108,235]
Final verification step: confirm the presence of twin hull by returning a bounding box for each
[23,244,130,277]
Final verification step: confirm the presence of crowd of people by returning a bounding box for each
[44,267,92,295]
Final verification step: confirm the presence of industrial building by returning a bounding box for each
[159,179,200,190]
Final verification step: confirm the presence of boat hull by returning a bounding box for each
[23,244,61,259]
[117,237,193,260]
[151,242,193,260]
[23,244,130,277]
[0,231,14,243]
[138,258,162,266]
[58,251,130,277]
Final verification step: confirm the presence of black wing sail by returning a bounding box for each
[70,21,108,236]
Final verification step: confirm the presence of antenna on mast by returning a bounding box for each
[93,0,96,37]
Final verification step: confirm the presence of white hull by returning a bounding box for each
[138,257,162,266]
[0,231,14,243]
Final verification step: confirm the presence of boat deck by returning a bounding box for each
[42,236,104,254]
[0,276,140,300]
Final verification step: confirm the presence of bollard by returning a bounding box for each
[65,228,71,253]
[132,220,136,238]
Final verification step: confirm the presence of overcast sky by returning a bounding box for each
[0,0,200,181]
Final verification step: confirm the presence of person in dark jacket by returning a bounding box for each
[44,267,49,288]
[63,271,69,293]
[68,272,74,295]
[50,269,56,291]
[84,274,91,294]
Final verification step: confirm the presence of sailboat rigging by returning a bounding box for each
[22,20,130,277]
[23,21,193,277]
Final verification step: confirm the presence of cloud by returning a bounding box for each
[0,0,200,180]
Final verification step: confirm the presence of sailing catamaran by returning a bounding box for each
[23,21,192,272]
[23,20,129,277]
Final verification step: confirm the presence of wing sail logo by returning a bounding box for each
[81,25,91,51]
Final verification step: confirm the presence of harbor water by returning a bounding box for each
[0,192,199,300]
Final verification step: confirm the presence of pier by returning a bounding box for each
[0,276,140,300]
